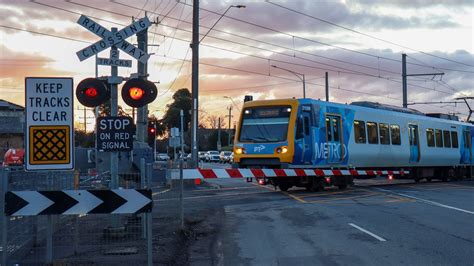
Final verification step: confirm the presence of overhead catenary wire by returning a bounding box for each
[266,1,474,68]
[5,1,464,103]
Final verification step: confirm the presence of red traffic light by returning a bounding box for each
[149,127,156,134]
[76,78,109,107]
[122,78,157,108]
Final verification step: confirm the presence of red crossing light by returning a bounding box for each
[76,78,109,107]
[122,78,157,108]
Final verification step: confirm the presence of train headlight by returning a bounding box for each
[275,146,288,154]
[234,147,245,154]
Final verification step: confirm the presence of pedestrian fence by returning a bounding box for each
[0,158,172,265]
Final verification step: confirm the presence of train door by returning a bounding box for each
[461,130,472,163]
[408,124,420,163]
[302,107,312,164]
[326,114,343,163]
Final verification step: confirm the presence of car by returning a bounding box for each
[156,153,170,161]
[228,152,234,163]
[219,151,233,163]
[205,151,220,162]
[198,151,206,161]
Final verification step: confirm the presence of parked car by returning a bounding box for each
[2,148,24,167]
[156,153,170,161]
[228,152,234,164]
[205,151,220,162]
[219,151,233,163]
[198,151,206,161]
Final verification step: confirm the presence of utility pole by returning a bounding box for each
[137,19,148,142]
[325,72,329,102]
[190,0,200,167]
[226,106,232,146]
[217,117,221,151]
[402,53,444,108]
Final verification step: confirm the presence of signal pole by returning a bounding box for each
[110,28,119,191]
[191,0,200,167]
[137,21,148,142]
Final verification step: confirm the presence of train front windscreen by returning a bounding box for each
[239,106,292,143]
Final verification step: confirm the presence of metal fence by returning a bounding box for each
[0,160,170,265]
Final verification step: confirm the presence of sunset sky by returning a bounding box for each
[0,0,473,130]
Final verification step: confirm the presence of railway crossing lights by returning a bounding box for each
[75,78,109,107]
[122,78,157,108]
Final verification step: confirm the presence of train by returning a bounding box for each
[232,98,473,191]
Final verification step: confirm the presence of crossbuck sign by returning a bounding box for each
[76,15,151,63]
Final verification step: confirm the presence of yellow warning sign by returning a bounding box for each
[29,126,70,165]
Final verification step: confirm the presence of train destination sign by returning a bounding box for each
[25,77,74,171]
[97,116,134,152]
[76,15,151,63]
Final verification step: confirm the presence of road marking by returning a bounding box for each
[282,191,307,203]
[348,223,387,242]
[153,190,276,202]
[374,187,474,215]
[152,189,170,196]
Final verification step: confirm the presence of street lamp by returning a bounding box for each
[272,65,306,98]
[199,5,246,43]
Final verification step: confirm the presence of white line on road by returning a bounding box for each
[348,223,387,242]
[153,190,277,202]
[374,188,474,215]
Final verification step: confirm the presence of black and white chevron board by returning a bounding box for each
[4,189,152,216]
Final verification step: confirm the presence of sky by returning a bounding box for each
[0,0,473,130]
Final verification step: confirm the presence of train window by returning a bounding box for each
[443,131,451,148]
[326,117,332,141]
[390,125,401,145]
[354,120,366,143]
[426,129,435,147]
[435,129,443,147]
[332,118,340,141]
[464,131,471,148]
[304,117,310,135]
[379,123,390,145]
[451,131,458,148]
[367,122,378,144]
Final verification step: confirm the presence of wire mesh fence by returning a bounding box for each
[0,164,160,265]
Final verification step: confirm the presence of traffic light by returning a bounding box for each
[148,121,157,146]
[76,78,109,107]
[122,78,157,108]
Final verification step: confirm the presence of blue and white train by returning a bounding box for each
[233,98,473,191]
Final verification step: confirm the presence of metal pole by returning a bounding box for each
[191,0,200,167]
[110,28,119,191]
[1,169,8,265]
[302,74,306,99]
[325,72,329,102]
[402,53,407,108]
[140,158,146,239]
[179,110,184,229]
[94,55,99,172]
[137,21,149,142]
[46,171,53,264]
[217,117,221,150]
[146,163,153,266]
[227,106,232,147]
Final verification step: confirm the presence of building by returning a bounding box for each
[0,99,25,160]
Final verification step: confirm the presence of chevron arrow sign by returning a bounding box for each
[4,189,152,216]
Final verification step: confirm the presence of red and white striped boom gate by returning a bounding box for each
[171,168,409,180]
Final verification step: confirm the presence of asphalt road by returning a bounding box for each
[152,163,474,265]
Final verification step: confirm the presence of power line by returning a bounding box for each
[54,0,454,94]
[0,24,90,44]
[17,2,459,97]
[267,1,474,68]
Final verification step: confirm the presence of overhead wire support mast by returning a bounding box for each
[402,53,444,108]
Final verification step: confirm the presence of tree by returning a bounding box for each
[205,115,226,129]
[98,100,130,117]
[161,88,192,132]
